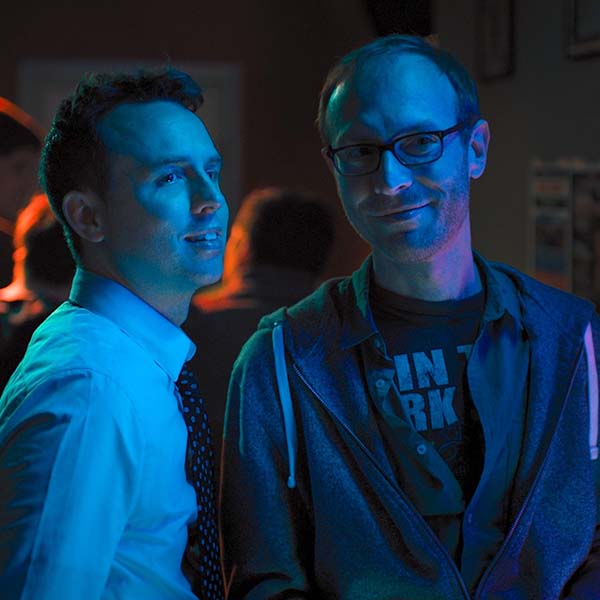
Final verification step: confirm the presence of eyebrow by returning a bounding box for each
[150,155,223,168]
[339,122,444,146]
[131,155,223,180]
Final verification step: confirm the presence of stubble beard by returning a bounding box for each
[372,173,472,266]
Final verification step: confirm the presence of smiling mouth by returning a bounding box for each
[184,229,222,243]
[371,204,430,218]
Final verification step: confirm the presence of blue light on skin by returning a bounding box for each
[63,100,229,325]
[324,53,490,302]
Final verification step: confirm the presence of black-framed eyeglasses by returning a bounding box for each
[325,120,472,176]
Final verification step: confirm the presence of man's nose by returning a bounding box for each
[374,149,414,195]
[190,180,223,216]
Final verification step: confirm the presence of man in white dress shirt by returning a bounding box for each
[0,69,228,599]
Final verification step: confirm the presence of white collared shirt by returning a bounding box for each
[0,268,198,599]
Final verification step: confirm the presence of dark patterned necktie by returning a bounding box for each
[176,362,224,600]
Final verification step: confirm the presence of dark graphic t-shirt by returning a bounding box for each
[370,282,485,503]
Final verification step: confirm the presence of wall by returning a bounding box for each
[0,0,374,277]
[435,0,600,271]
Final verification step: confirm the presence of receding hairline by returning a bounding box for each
[317,36,480,145]
[324,52,460,144]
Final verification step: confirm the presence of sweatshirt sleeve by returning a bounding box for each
[219,329,314,599]
[561,314,600,599]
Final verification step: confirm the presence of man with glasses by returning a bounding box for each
[220,35,600,599]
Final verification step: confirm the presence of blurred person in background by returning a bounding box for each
[185,186,334,465]
[0,194,74,391]
[0,99,44,288]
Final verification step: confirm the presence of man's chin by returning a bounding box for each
[189,269,224,291]
[374,238,446,266]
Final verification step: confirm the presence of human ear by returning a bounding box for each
[62,190,105,243]
[468,119,490,180]
[321,147,336,176]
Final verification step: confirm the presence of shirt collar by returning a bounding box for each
[342,252,522,349]
[341,257,379,349]
[473,250,522,324]
[69,268,196,380]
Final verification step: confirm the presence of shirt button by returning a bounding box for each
[375,378,386,389]
[416,444,427,455]
[466,513,473,524]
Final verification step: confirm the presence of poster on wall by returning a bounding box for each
[530,160,600,308]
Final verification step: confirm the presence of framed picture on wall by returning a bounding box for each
[566,0,600,59]
[476,0,515,81]
[529,159,600,310]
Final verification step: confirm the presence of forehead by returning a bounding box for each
[326,53,459,144]
[97,100,217,164]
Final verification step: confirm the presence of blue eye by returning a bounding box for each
[207,169,220,182]
[157,171,183,186]
[397,134,440,156]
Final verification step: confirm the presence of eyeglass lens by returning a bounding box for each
[334,132,443,175]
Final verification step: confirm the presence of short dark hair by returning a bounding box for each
[0,98,43,156]
[39,68,204,261]
[317,34,480,144]
[235,187,334,275]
